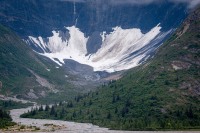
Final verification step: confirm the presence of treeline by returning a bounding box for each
[21,102,69,120]
[21,93,200,130]
[0,108,15,129]
[0,100,31,129]
[20,77,200,131]
[0,100,32,110]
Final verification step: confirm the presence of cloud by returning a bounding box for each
[58,0,200,8]
[59,0,85,2]
[169,0,200,9]
[109,0,200,8]
[109,0,160,5]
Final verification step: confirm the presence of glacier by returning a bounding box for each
[27,24,171,73]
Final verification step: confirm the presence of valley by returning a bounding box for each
[0,0,200,132]
[0,0,189,102]
[1,104,199,133]
[20,4,200,131]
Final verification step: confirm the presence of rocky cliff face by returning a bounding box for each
[0,0,189,75]
[0,0,187,37]
[0,81,2,89]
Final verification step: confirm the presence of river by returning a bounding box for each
[5,106,200,133]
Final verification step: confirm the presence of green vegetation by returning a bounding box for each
[0,100,32,110]
[0,108,15,129]
[21,7,200,130]
[0,24,79,103]
[0,100,32,129]
[21,97,200,130]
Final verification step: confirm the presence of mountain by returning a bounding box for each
[0,0,188,74]
[0,24,94,103]
[22,6,200,130]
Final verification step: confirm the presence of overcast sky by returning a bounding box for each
[59,0,200,9]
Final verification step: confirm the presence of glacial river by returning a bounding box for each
[8,106,200,133]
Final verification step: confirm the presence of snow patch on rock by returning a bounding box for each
[27,24,169,72]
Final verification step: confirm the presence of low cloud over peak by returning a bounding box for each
[170,0,200,9]
[59,0,85,2]
[59,0,200,9]
[110,0,200,8]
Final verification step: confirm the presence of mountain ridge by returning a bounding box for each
[21,5,200,130]
[0,0,188,73]
[0,24,97,103]
[0,0,187,37]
